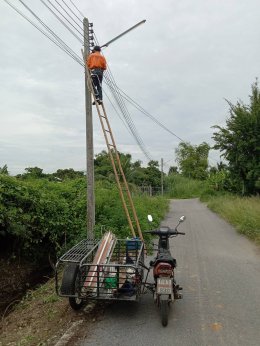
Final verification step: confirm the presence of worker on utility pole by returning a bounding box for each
[86,46,107,105]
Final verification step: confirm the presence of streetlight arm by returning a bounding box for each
[100,19,146,48]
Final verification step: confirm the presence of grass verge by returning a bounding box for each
[0,277,98,346]
[203,195,260,244]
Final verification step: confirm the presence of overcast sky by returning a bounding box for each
[0,0,259,175]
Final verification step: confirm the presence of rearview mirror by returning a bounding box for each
[147,215,153,222]
[179,215,186,222]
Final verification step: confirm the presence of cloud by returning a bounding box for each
[0,0,259,174]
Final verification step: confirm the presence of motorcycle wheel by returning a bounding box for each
[160,298,169,327]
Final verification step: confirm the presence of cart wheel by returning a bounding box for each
[60,263,85,311]
[160,297,169,327]
[60,263,79,295]
[69,296,84,310]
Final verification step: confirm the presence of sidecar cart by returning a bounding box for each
[55,234,145,310]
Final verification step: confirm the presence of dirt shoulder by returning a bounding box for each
[0,277,104,346]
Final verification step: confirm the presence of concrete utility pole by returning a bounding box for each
[161,158,164,196]
[83,18,95,239]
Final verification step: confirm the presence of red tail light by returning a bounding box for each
[154,262,173,277]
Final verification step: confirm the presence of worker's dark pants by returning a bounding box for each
[91,71,103,101]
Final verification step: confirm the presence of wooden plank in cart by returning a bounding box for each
[84,231,116,290]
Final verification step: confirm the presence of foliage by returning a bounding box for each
[0,164,9,175]
[168,166,178,174]
[165,173,208,198]
[52,168,85,180]
[94,150,115,181]
[0,174,168,263]
[94,151,162,188]
[24,167,44,178]
[0,175,87,262]
[212,80,260,195]
[144,160,161,187]
[16,167,85,181]
[175,141,210,180]
[206,169,233,192]
[204,195,260,244]
[95,179,168,237]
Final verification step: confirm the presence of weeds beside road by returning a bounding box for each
[166,174,260,244]
[203,195,260,244]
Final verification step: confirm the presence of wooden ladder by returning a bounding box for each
[86,68,143,241]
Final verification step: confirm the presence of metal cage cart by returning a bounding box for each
[55,236,145,309]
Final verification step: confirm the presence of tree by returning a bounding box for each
[0,164,9,175]
[175,142,210,180]
[168,166,178,175]
[147,160,159,169]
[94,151,140,182]
[24,167,44,178]
[212,80,260,195]
[144,160,161,187]
[94,150,114,181]
[53,168,84,180]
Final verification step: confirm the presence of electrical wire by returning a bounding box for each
[119,88,185,141]
[40,0,83,43]
[104,80,184,142]
[53,0,83,32]
[4,0,217,165]
[17,0,83,64]
[45,0,84,38]
[3,0,84,67]
[93,34,152,160]
[6,0,180,160]
[68,0,85,18]
[103,89,134,138]
[104,74,152,160]
[60,0,83,23]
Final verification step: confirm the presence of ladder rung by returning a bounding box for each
[108,143,115,147]
[105,129,111,133]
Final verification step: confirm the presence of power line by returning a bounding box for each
[17,0,83,64]
[60,0,83,23]
[44,0,84,38]
[103,79,219,164]
[4,0,179,160]
[103,89,134,138]
[93,34,152,160]
[68,0,85,18]
[104,74,152,160]
[3,0,83,67]
[17,0,79,58]
[4,0,218,165]
[40,0,83,43]
[104,80,184,142]
[53,0,83,32]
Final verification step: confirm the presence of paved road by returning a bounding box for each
[80,199,260,346]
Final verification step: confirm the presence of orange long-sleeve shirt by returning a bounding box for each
[87,51,107,70]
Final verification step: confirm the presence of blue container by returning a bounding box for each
[126,237,141,251]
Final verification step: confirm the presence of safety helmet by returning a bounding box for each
[93,46,101,52]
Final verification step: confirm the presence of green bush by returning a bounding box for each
[165,174,208,198]
[0,175,168,263]
[0,175,87,261]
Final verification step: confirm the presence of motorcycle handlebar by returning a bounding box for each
[144,229,185,236]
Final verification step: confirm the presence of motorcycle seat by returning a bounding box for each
[150,250,177,267]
